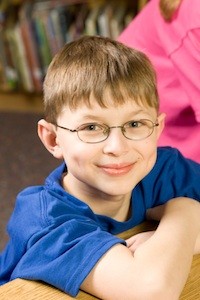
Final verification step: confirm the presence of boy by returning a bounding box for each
[0,36,200,299]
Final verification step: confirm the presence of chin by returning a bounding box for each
[98,185,134,197]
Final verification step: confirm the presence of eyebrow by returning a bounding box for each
[79,109,153,121]
[79,115,105,122]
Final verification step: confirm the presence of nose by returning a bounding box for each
[102,127,129,156]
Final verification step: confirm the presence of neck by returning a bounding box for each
[62,174,132,222]
[89,193,132,222]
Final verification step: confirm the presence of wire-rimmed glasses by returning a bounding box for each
[55,119,159,144]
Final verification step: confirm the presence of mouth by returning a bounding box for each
[99,163,134,176]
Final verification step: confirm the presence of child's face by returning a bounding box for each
[53,95,165,203]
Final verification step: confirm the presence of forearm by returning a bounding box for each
[147,197,200,255]
[194,232,200,254]
[135,197,200,298]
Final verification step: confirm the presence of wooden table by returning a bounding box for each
[0,222,200,300]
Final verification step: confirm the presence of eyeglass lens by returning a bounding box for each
[77,120,157,143]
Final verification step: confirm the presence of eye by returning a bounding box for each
[77,123,103,132]
[126,120,144,128]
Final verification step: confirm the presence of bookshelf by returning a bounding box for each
[0,0,148,108]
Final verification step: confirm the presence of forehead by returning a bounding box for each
[58,99,157,123]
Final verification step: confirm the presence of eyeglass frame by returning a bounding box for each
[53,119,159,144]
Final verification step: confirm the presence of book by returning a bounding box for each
[4,16,24,91]
[74,3,89,38]
[109,3,127,39]
[48,6,65,51]
[0,28,10,91]
[31,5,52,76]
[97,4,112,37]
[0,9,18,91]
[13,22,34,92]
[85,5,101,36]
[18,2,43,92]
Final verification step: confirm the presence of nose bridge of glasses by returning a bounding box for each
[105,125,126,140]
[109,125,123,128]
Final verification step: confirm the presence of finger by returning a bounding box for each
[125,237,137,248]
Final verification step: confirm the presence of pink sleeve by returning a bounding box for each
[169,28,200,122]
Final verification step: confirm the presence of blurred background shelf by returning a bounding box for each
[0,92,43,112]
[0,0,148,97]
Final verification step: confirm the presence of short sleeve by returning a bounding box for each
[11,220,124,296]
[0,188,125,297]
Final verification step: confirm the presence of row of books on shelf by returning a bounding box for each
[0,0,146,93]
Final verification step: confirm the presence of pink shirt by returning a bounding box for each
[118,0,200,163]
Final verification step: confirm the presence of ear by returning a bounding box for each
[156,112,166,140]
[37,119,63,159]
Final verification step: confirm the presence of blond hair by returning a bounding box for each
[159,0,182,21]
[43,36,159,123]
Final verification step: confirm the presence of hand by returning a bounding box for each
[126,231,155,254]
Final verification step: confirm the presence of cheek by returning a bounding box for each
[138,139,157,168]
[146,145,157,170]
[62,142,98,168]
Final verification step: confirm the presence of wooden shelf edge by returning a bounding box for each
[0,93,43,113]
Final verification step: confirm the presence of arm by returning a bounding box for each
[81,197,200,300]
[126,202,200,254]
[127,199,200,254]
[146,200,200,255]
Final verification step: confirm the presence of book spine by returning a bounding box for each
[19,3,43,92]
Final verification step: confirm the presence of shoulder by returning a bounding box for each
[155,146,200,176]
[7,163,66,237]
[157,146,181,161]
[7,186,47,244]
[141,146,200,205]
[156,146,200,166]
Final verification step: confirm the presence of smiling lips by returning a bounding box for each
[100,163,134,175]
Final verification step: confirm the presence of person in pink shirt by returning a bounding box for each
[118,0,200,163]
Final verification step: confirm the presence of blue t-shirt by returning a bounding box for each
[0,147,200,296]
